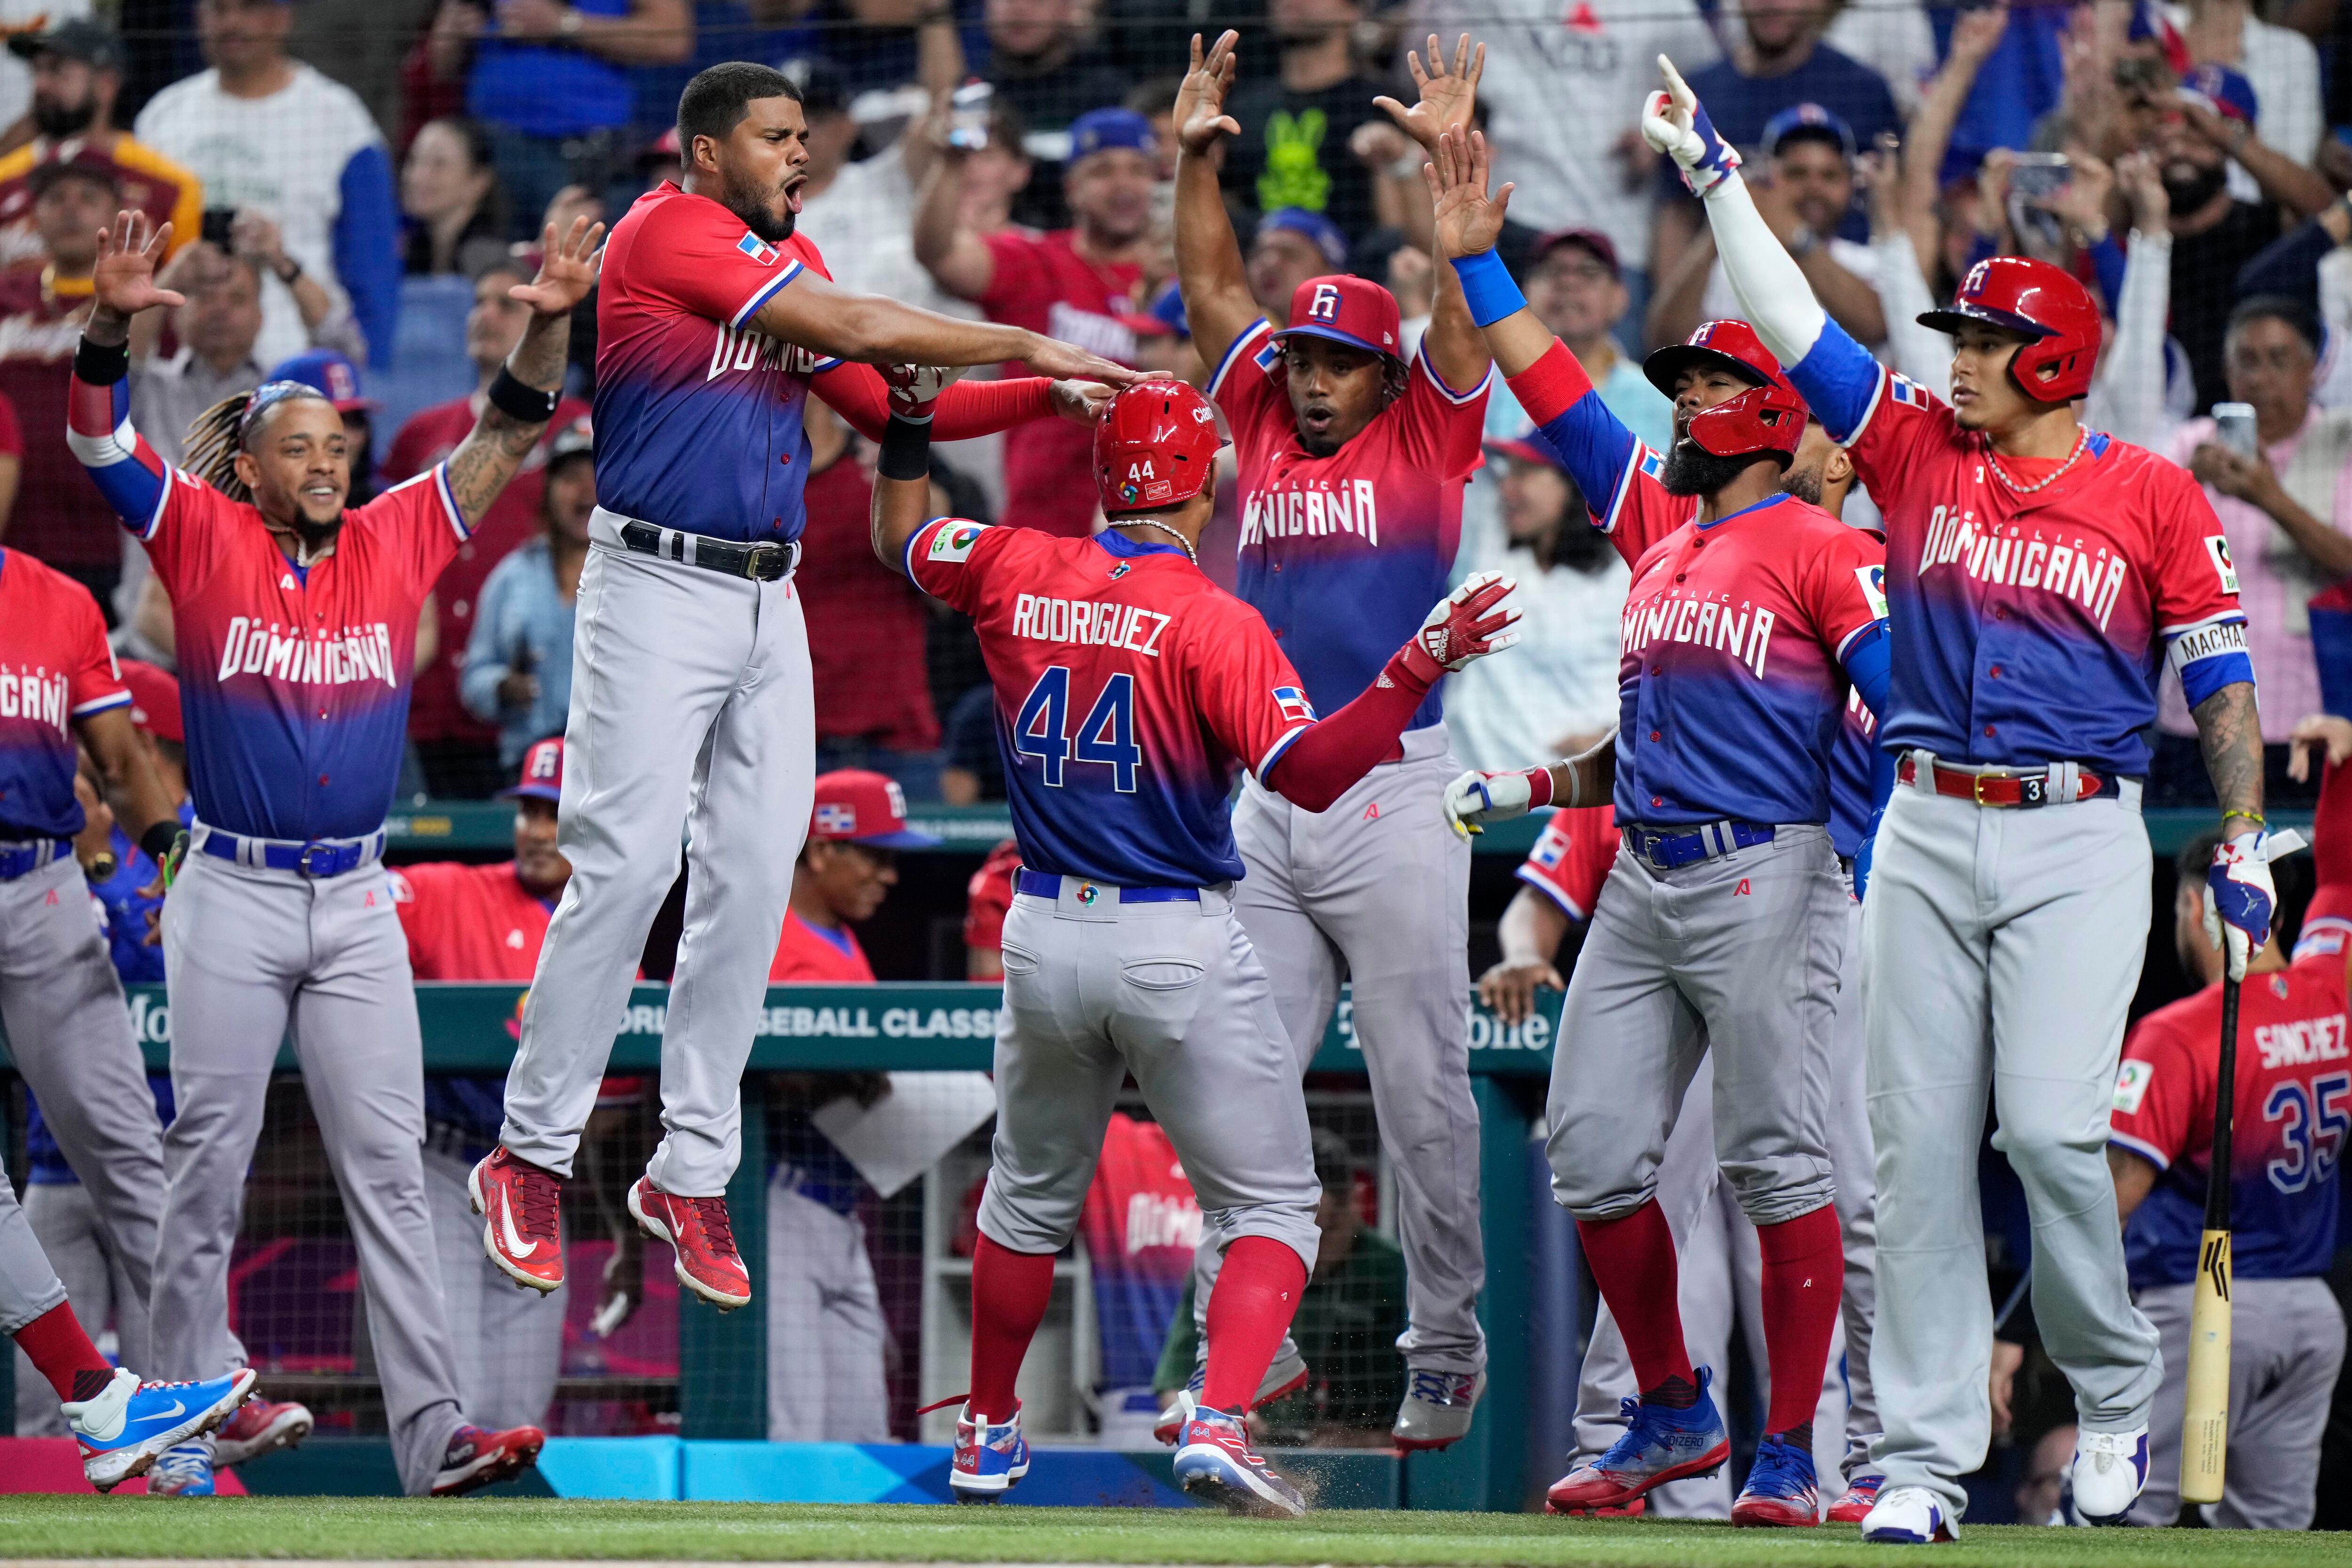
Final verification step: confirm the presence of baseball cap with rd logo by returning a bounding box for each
[809,769,941,848]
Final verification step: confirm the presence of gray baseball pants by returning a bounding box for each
[13,1184,135,1435]
[980,880,1320,1277]
[504,512,816,1196]
[155,846,467,1495]
[2131,1276,2345,1529]
[0,855,164,1374]
[0,1166,69,1396]
[422,1142,563,1431]
[765,1179,890,1442]
[1208,723,1483,1374]
[1862,777,2161,1520]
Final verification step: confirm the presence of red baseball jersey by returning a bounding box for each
[1211,319,1489,730]
[769,910,876,982]
[1514,806,1621,923]
[0,546,129,836]
[963,838,1022,954]
[594,183,839,544]
[389,858,554,980]
[906,519,1315,887]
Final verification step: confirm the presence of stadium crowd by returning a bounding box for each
[3,0,2352,1532]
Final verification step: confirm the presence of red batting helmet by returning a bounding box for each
[1643,319,1808,467]
[1094,380,1227,516]
[1917,256,2100,403]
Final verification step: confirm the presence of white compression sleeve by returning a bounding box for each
[1700,172,1829,370]
[2084,230,2173,451]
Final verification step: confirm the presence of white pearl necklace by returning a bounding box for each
[1985,428,2090,496]
[1121,519,1198,565]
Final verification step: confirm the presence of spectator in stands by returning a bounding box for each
[462,413,592,770]
[400,117,510,276]
[135,0,400,369]
[915,105,1151,538]
[1444,429,1629,773]
[0,160,118,613]
[2158,69,2287,412]
[962,837,1020,980]
[2179,0,2324,174]
[131,246,264,469]
[385,259,588,798]
[795,48,977,325]
[976,0,1131,140]
[1486,230,1669,451]
[1216,0,1388,244]
[2151,296,2352,806]
[286,0,440,143]
[0,20,200,275]
[1679,0,1899,154]
[427,0,691,234]
[2177,63,2336,220]
[1246,207,1348,328]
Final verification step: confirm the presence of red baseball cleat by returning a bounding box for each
[470,1147,565,1293]
[430,1423,545,1496]
[1827,1473,1882,1524]
[1549,1494,1647,1518]
[628,1176,751,1310]
[214,1395,313,1467]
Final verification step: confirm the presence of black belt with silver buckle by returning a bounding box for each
[619,520,799,583]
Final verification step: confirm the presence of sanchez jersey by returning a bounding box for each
[1210,320,1490,730]
[0,548,129,838]
[1516,806,1620,922]
[907,520,1316,888]
[1787,324,2250,775]
[2113,951,2347,1288]
[69,369,467,842]
[770,911,877,982]
[389,859,554,981]
[594,183,840,545]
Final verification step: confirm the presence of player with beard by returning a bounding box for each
[1429,127,1893,1525]
[0,18,199,274]
[475,63,1144,1319]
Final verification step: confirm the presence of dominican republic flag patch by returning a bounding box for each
[815,803,857,834]
[1889,374,1928,408]
[1274,686,1317,724]
[738,232,779,265]
[1636,446,1665,483]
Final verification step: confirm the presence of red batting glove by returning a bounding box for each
[1398,570,1522,685]
[882,364,969,424]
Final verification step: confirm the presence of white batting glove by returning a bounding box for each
[883,364,969,423]
[1641,55,1742,198]
[2203,828,2306,980]
[1443,766,1552,838]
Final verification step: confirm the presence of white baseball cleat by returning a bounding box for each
[2065,1426,2149,1525]
[1392,1368,1486,1451]
[1860,1483,1958,1544]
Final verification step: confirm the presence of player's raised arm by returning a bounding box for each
[72,212,188,532]
[869,367,959,571]
[1170,31,1264,374]
[751,267,1141,388]
[1374,35,1491,396]
[442,217,602,529]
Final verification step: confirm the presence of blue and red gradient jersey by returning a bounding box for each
[1505,342,1888,830]
[1784,321,2251,775]
[907,519,1315,888]
[69,372,466,842]
[1209,318,1490,731]
[0,547,129,837]
[594,183,842,545]
[1827,689,1877,860]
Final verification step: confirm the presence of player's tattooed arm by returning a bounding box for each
[445,218,603,527]
[2193,680,2266,835]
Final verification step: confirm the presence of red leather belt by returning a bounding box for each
[1897,755,2105,808]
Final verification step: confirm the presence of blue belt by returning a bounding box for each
[0,838,70,880]
[1015,868,1200,903]
[1622,820,1776,871]
[199,826,388,878]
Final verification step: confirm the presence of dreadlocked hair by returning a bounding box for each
[182,380,332,504]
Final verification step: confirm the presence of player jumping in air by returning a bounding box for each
[871,372,1519,1513]
[1652,55,2272,1540]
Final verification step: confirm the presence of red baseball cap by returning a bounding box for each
[1274,275,1403,363]
[499,736,566,803]
[117,659,181,743]
[810,769,940,848]
[1530,228,1621,279]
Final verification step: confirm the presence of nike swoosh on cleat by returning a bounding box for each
[130,1400,188,1426]
[500,1192,539,1259]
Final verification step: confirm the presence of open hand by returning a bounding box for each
[509,215,604,317]
[1049,379,1116,426]
[1173,31,1242,157]
[1478,955,1565,1025]
[1374,33,1484,154]
[2114,149,2168,231]
[92,210,185,325]
[2289,713,2352,782]
[1950,0,2010,68]
[1021,336,1147,388]
[1424,127,1513,260]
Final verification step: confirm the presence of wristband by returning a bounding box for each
[879,414,931,481]
[487,365,561,424]
[75,334,130,385]
[1451,248,1527,330]
[139,820,182,866]
[2221,808,2266,830]
[1524,766,1556,811]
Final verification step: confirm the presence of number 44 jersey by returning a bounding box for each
[906,519,1318,888]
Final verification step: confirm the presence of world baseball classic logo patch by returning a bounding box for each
[927,522,987,562]
[2206,535,2240,595]
[1854,563,1889,619]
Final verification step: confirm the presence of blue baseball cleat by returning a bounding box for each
[1545,1365,1730,1513]
[1732,1433,1820,1527]
[2065,1426,2149,1525]
[67,1368,254,1492]
[949,1402,1030,1502]
[147,1441,218,1497]
[1173,1405,1307,1517]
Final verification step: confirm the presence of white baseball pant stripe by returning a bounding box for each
[422,1143,563,1431]
[765,1179,890,1442]
[503,509,816,1195]
[0,856,165,1374]
[154,851,467,1495]
[980,882,1321,1276]
[1207,723,1484,1374]
[1862,780,2161,1520]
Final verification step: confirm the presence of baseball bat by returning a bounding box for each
[2180,969,2239,1505]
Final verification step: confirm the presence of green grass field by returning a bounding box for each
[4,1497,2352,1566]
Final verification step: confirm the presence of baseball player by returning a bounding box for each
[1429,127,1891,1526]
[1649,57,2274,1539]
[476,62,1139,1315]
[872,375,1519,1511]
[769,769,939,983]
[2106,724,2352,1529]
[68,209,596,1498]
[1168,30,1500,1448]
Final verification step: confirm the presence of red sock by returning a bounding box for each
[1575,1201,1694,1398]
[969,1235,1056,1422]
[14,1302,112,1402]
[1201,1236,1308,1413]
[1756,1204,1844,1440]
